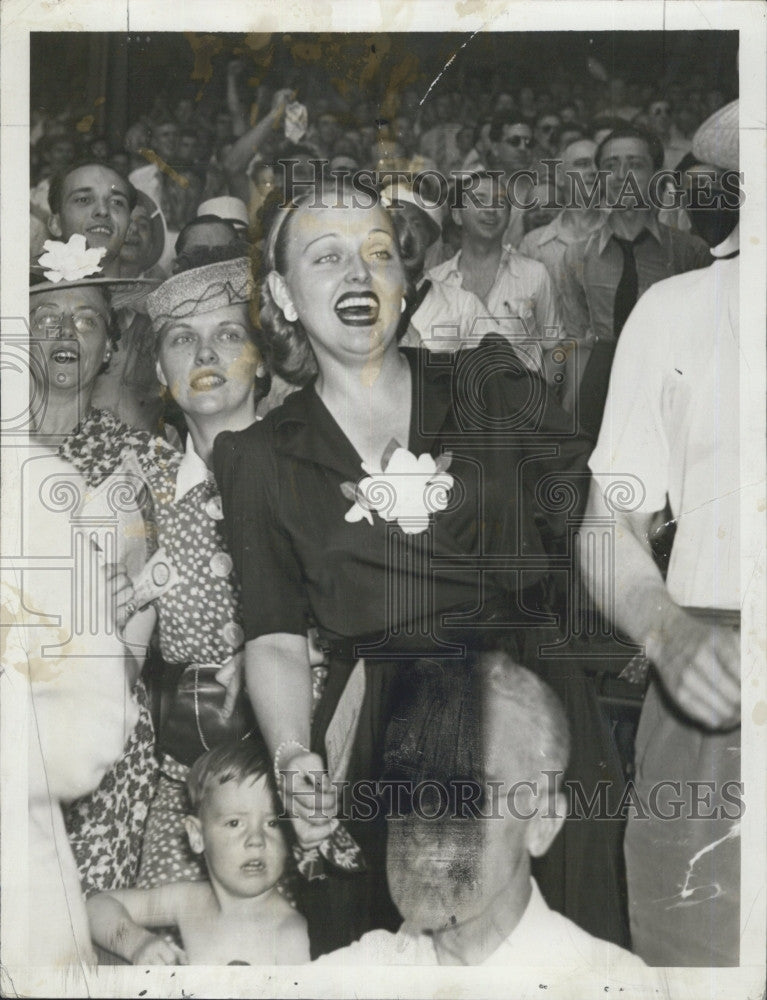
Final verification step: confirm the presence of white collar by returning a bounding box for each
[710,224,740,258]
[174,433,210,503]
[410,877,545,965]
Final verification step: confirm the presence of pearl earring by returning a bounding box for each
[401,297,407,314]
[256,362,266,378]
[284,302,298,322]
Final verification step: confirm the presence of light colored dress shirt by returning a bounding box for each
[313,877,649,975]
[519,211,602,311]
[428,245,565,372]
[402,277,487,351]
[558,214,711,344]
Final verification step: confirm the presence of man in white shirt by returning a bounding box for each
[429,171,565,383]
[380,182,486,352]
[314,656,647,974]
[579,101,743,966]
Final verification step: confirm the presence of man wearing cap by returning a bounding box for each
[196,195,250,235]
[381,182,485,352]
[578,101,743,966]
[119,190,168,280]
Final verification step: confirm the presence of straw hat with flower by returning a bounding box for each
[30,233,159,310]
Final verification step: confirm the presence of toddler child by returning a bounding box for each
[87,741,309,965]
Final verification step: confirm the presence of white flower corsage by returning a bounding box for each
[342,439,454,535]
[38,234,107,283]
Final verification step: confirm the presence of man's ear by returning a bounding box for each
[48,214,63,238]
[184,815,205,855]
[525,792,566,858]
[266,270,296,318]
[155,359,168,388]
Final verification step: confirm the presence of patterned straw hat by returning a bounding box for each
[692,99,739,172]
[146,257,253,328]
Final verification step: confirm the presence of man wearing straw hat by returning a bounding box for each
[578,100,742,966]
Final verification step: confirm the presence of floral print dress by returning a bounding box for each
[61,408,252,886]
[59,410,167,895]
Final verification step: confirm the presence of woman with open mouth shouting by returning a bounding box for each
[28,246,161,932]
[213,178,599,957]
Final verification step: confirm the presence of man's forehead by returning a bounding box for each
[470,177,507,202]
[501,124,531,139]
[601,137,651,160]
[63,166,129,197]
[564,139,596,163]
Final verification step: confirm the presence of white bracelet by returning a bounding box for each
[273,739,310,785]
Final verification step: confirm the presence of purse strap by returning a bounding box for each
[192,664,254,752]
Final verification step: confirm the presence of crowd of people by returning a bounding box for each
[22,43,742,979]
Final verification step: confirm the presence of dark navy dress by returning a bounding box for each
[214,336,624,955]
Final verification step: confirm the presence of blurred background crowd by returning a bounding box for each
[30,30,737,269]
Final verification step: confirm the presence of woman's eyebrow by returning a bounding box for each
[302,233,340,251]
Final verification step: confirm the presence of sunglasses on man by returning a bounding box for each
[502,135,533,148]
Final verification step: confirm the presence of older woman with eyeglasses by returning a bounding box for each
[28,241,161,916]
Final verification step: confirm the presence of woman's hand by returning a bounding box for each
[277,747,338,849]
[215,650,244,718]
[103,560,137,631]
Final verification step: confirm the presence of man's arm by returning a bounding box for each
[222,88,294,180]
[87,885,189,965]
[579,478,740,730]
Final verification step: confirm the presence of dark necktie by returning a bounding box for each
[413,279,432,312]
[613,230,649,337]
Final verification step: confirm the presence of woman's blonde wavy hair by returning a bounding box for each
[255,177,413,387]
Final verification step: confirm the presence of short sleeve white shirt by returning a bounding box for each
[588,231,740,609]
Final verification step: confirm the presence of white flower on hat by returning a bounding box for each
[38,234,107,283]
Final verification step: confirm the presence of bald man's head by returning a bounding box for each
[480,653,571,791]
[384,652,571,935]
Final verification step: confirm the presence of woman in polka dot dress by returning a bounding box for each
[63,255,273,888]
